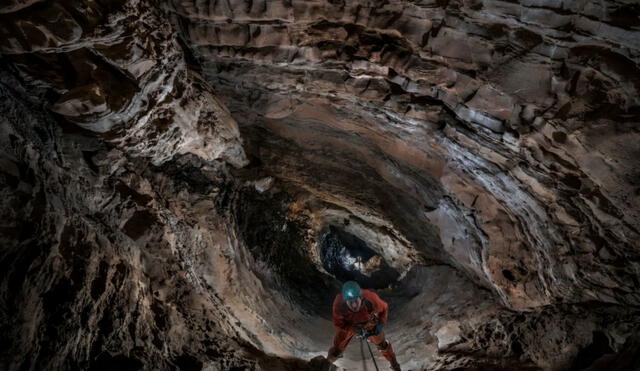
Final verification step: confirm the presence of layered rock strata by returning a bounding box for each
[167,0,640,310]
[1,0,640,370]
[0,0,247,166]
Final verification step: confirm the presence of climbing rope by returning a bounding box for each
[359,328,380,371]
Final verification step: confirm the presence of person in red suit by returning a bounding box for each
[327,281,401,371]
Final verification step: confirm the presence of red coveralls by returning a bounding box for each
[328,289,397,363]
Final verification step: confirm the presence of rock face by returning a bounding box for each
[166,0,640,309]
[1,0,640,370]
[0,0,247,167]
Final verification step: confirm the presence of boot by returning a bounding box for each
[377,340,401,371]
[389,358,401,371]
[326,346,342,364]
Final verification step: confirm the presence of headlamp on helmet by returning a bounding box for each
[342,281,362,301]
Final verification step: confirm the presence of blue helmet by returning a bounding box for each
[342,281,362,301]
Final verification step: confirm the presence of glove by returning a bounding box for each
[363,314,379,330]
[364,323,383,337]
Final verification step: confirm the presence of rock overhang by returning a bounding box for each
[1,0,639,370]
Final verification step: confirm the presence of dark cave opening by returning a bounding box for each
[318,225,400,289]
[232,185,338,316]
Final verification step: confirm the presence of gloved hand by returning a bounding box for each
[363,313,379,330]
[364,323,383,337]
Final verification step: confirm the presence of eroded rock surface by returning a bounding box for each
[167,0,640,310]
[1,0,640,370]
[0,0,247,166]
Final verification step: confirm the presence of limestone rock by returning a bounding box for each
[1,0,640,370]
[435,321,462,351]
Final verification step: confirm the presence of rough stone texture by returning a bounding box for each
[0,72,337,370]
[0,75,248,370]
[166,0,640,311]
[0,0,247,167]
[1,0,640,370]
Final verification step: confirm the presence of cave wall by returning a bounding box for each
[0,0,247,166]
[165,0,640,310]
[0,69,335,370]
[0,73,251,370]
[0,0,639,370]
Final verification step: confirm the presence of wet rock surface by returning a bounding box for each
[1,0,640,370]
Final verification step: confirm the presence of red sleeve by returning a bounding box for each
[332,295,350,330]
[364,290,388,324]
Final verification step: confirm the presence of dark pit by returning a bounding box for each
[319,226,400,289]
